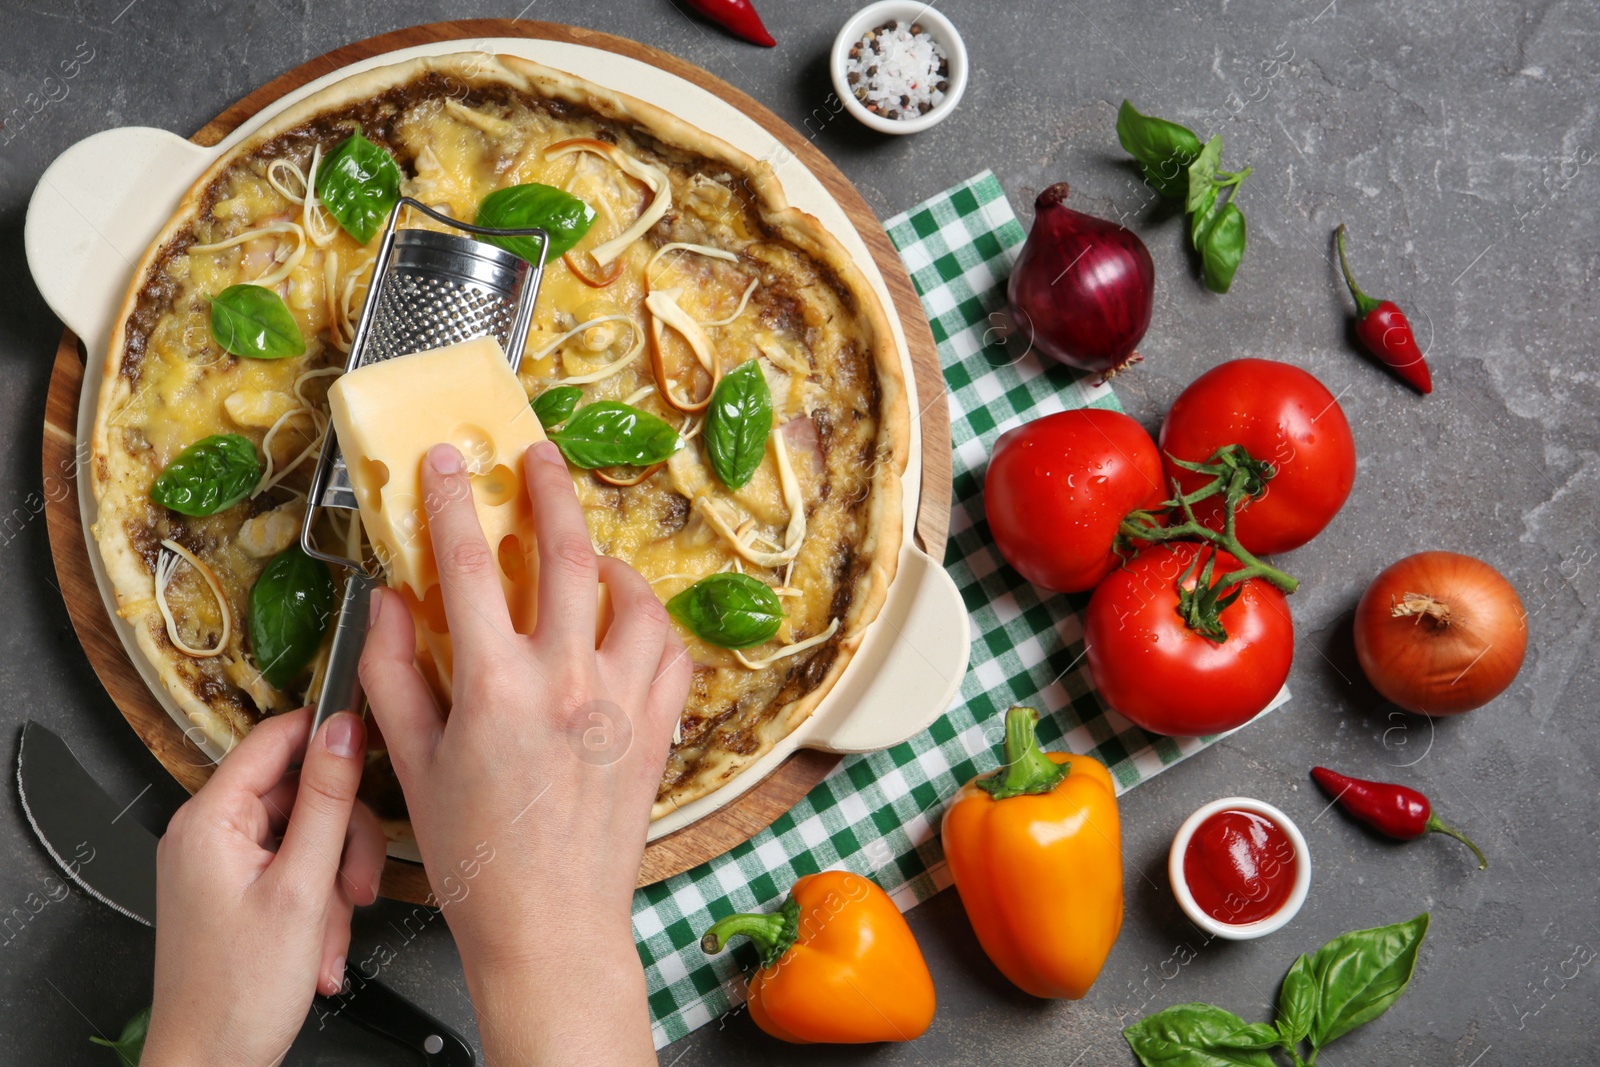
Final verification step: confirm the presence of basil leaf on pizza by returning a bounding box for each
[209,283,305,360]
[531,385,583,429]
[476,183,596,261]
[248,545,336,690]
[704,359,773,489]
[667,573,785,648]
[547,401,682,468]
[316,130,402,244]
[149,434,262,516]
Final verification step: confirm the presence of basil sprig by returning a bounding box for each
[248,545,336,690]
[1123,915,1430,1067]
[704,359,773,490]
[476,183,596,262]
[546,401,682,469]
[316,130,402,245]
[531,385,583,430]
[667,573,784,649]
[1118,101,1252,293]
[149,434,262,516]
[88,1004,149,1066]
[209,283,305,360]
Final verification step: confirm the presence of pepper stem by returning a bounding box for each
[700,895,801,969]
[977,707,1071,800]
[1426,813,1488,870]
[1335,223,1383,318]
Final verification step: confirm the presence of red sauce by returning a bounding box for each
[1182,809,1298,925]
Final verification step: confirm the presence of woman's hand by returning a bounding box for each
[360,439,691,1066]
[143,708,386,1066]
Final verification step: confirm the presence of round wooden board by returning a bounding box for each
[41,18,951,905]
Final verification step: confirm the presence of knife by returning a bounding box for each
[16,720,475,1065]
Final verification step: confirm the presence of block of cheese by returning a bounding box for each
[326,337,545,700]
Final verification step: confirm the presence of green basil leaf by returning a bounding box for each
[1218,1023,1282,1051]
[547,401,682,469]
[249,544,336,690]
[316,130,402,245]
[666,573,785,649]
[1186,135,1224,214]
[476,183,597,262]
[1189,184,1221,248]
[209,283,305,360]
[1275,953,1317,1046]
[149,434,262,516]
[1117,100,1203,200]
[1308,913,1430,1048]
[1198,201,1247,294]
[703,359,774,490]
[531,385,583,429]
[1123,1003,1280,1067]
[88,1003,150,1066]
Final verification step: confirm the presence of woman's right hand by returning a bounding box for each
[359,439,690,1066]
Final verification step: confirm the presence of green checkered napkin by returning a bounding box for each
[637,170,1286,1048]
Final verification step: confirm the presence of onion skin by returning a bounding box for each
[1354,551,1528,715]
[1007,183,1154,375]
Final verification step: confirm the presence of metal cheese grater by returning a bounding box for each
[300,198,549,734]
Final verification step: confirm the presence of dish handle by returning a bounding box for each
[804,545,970,753]
[25,127,211,347]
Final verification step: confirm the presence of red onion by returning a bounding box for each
[1007,183,1154,375]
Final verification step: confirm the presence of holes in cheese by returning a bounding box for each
[326,337,549,699]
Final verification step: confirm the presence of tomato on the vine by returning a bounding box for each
[984,409,1165,593]
[1159,358,1355,556]
[1084,542,1294,735]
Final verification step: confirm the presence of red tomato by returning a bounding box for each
[1084,543,1293,735]
[984,409,1165,593]
[1158,359,1355,556]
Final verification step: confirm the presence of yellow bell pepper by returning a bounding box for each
[941,705,1123,999]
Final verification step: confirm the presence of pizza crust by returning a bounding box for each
[93,51,910,821]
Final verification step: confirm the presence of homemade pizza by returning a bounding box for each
[91,52,908,827]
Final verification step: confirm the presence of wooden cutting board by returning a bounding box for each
[40,18,951,904]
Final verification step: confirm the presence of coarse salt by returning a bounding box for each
[844,20,950,121]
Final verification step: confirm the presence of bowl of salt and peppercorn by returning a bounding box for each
[831,1,968,134]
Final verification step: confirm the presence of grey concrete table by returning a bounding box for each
[2,1,1595,1063]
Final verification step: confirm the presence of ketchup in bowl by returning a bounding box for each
[1182,808,1299,924]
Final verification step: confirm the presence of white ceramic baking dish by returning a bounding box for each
[24,38,970,850]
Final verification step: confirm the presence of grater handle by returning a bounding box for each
[310,570,382,736]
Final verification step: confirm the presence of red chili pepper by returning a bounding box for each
[1334,224,1432,395]
[1311,767,1486,869]
[681,0,776,46]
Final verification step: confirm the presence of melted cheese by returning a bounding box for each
[327,337,545,697]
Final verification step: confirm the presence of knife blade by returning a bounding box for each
[16,720,475,1066]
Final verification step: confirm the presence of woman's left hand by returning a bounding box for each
[142,707,387,1066]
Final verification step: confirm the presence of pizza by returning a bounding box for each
[90,52,909,829]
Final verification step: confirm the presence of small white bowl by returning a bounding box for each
[1168,797,1311,941]
[830,1,968,136]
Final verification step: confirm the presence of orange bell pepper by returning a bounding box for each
[699,869,935,1043]
[941,705,1123,999]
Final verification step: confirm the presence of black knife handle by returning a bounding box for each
[314,974,475,1065]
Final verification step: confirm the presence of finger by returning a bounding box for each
[317,897,355,997]
[646,626,694,736]
[274,712,366,889]
[597,556,669,681]
[339,801,388,908]
[259,773,300,842]
[419,443,516,653]
[360,587,444,782]
[205,707,312,800]
[523,440,599,649]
